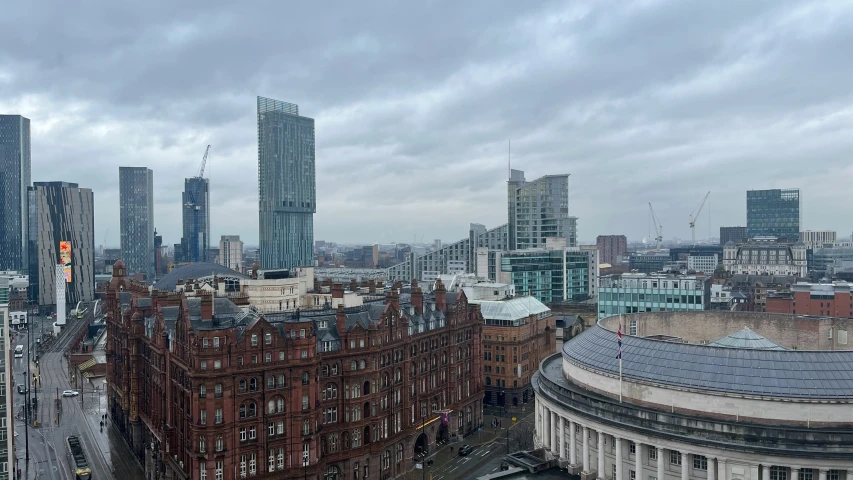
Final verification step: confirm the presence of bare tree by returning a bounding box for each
[504,422,535,453]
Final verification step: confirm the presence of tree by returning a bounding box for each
[505,421,535,453]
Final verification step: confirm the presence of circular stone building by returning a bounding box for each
[533,311,853,480]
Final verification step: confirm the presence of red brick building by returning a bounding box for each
[596,235,627,265]
[766,281,853,318]
[105,262,484,480]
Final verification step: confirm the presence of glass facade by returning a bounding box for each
[598,274,708,320]
[746,189,800,242]
[507,170,576,250]
[0,115,31,271]
[501,250,564,303]
[119,167,154,279]
[719,226,747,245]
[257,97,315,269]
[27,182,95,307]
[181,177,210,263]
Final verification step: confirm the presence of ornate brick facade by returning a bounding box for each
[105,263,484,480]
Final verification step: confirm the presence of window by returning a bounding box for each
[215,408,223,424]
[303,420,311,435]
[249,426,256,439]
[693,455,707,471]
[199,384,206,398]
[215,435,224,452]
[630,471,636,480]
[265,332,272,345]
[265,353,271,362]
[629,320,637,336]
[240,427,247,442]
[214,384,222,398]
[302,372,310,385]
[251,334,258,346]
[215,461,223,480]
[770,467,788,480]
[300,329,306,338]
[200,462,207,480]
[303,395,309,410]
[331,363,339,375]
[630,442,636,454]
[202,337,209,347]
[213,336,220,347]
[268,375,275,388]
[670,451,681,466]
[279,351,285,361]
[200,410,207,425]
[213,360,221,369]
[278,374,286,387]
[268,422,275,436]
[301,350,308,359]
[648,446,657,460]
[199,436,207,453]
[324,383,338,400]
[351,361,358,371]
[200,360,207,370]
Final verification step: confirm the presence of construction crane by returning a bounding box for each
[197,144,211,178]
[689,191,711,247]
[648,203,663,250]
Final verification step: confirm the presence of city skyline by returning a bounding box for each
[1,2,853,246]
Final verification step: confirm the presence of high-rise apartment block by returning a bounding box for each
[719,226,747,246]
[219,235,244,272]
[258,96,316,270]
[746,189,800,242]
[181,176,210,263]
[0,114,31,272]
[27,182,95,307]
[119,167,154,279]
[507,169,576,250]
[596,235,627,265]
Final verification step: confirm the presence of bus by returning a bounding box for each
[66,436,92,479]
[14,345,23,358]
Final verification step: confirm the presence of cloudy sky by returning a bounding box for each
[1,1,851,247]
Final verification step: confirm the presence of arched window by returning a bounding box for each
[351,361,358,371]
[277,397,284,413]
[359,360,366,370]
[397,443,404,463]
[395,368,402,383]
[351,384,360,399]
[382,450,391,470]
[268,399,276,415]
[382,373,390,388]
[323,383,338,400]
[302,372,310,385]
[267,375,275,389]
[239,379,247,393]
[331,363,339,375]
[240,401,257,418]
[322,365,329,376]
[278,374,286,387]
[363,381,370,396]
[249,378,257,391]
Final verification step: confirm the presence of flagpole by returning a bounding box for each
[619,357,623,403]
[619,314,623,403]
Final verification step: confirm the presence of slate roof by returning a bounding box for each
[152,262,248,292]
[564,324,853,399]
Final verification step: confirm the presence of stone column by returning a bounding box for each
[791,467,799,480]
[615,437,623,480]
[543,407,550,449]
[635,442,643,480]
[680,451,689,480]
[819,469,828,480]
[657,447,665,480]
[598,432,605,478]
[719,458,728,480]
[558,416,566,460]
[708,457,716,480]
[551,411,558,455]
[844,469,851,480]
[582,426,590,473]
[763,465,770,480]
[569,421,577,465]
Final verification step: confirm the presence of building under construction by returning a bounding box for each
[179,146,211,263]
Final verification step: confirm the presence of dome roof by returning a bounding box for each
[707,327,787,350]
[153,262,248,292]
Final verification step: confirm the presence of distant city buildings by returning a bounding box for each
[119,166,154,279]
[746,188,800,242]
[0,114,31,272]
[180,176,210,263]
[687,254,719,275]
[719,226,747,246]
[596,235,627,265]
[27,182,95,308]
[508,169,576,249]
[597,272,710,319]
[767,281,853,318]
[218,235,243,272]
[800,230,837,249]
[258,96,315,270]
[723,237,807,277]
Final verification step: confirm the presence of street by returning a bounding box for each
[13,302,146,480]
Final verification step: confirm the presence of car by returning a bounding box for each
[35,336,41,344]
[17,385,27,395]
[458,445,474,456]
[62,390,79,397]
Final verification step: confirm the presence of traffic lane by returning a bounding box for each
[431,443,501,480]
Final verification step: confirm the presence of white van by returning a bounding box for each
[14,345,24,358]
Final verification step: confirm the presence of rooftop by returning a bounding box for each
[706,327,787,350]
[153,262,248,291]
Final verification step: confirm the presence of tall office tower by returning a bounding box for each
[596,235,627,265]
[257,96,316,269]
[0,278,11,480]
[119,167,155,279]
[746,189,801,242]
[507,169,576,250]
[27,182,95,307]
[0,115,31,271]
[181,176,210,263]
[719,226,747,245]
[219,235,244,272]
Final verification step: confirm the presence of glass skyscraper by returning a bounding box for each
[119,167,155,279]
[27,182,95,306]
[0,115,31,271]
[181,176,210,263]
[257,96,316,269]
[746,189,800,242]
[507,169,576,250]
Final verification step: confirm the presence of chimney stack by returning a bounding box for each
[349,278,358,292]
[368,280,376,294]
[332,283,345,299]
[336,304,347,337]
[200,293,213,321]
[411,285,424,315]
[313,277,320,292]
[435,278,447,312]
[386,286,400,311]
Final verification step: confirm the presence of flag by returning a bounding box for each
[441,412,449,426]
[616,321,623,360]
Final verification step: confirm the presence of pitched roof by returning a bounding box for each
[707,327,787,350]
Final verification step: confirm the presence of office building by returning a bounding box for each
[687,254,719,275]
[719,226,747,246]
[106,265,484,480]
[535,311,853,479]
[0,278,12,479]
[597,272,709,320]
[119,167,154,279]
[746,189,801,242]
[0,115,31,272]
[27,182,95,307]
[508,169,576,250]
[627,253,670,274]
[463,283,555,407]
[767,281,853,318]
[800,230,837,249]
[218,235,244,272]
[258,96,315,270]
[722,237,807,277]
[497,239,598,304]
[181,176,210,263]
[596,235,627,265]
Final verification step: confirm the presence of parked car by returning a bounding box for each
[458,445,474,456]
[62,390,79,397]
[17,385,27,395]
